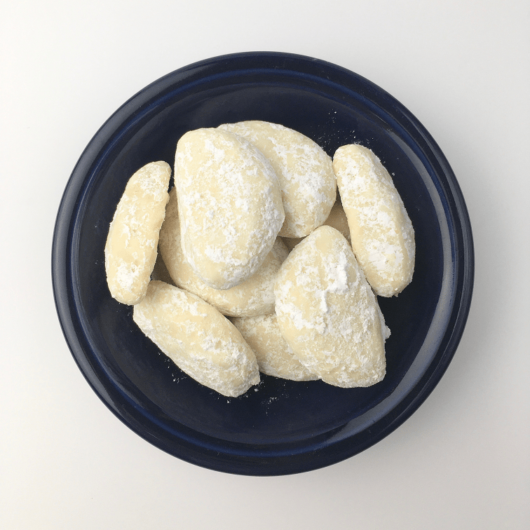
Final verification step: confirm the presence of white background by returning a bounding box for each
[1,1,529,528]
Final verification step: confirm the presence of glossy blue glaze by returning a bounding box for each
[52,52,474,475]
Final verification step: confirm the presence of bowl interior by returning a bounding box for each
[73,76,451,446]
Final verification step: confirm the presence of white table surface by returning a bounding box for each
[2,1,529,528]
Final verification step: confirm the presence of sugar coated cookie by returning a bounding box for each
[105,161,171,305]
[220,121,336,238]
[333,144,415,297]
[175,128,284,290]
[159,188,288,317]
[133,281,260,397]
[274,226,388,388]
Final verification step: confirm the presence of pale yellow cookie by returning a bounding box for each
[333,145,415,297]
[105,161,171,305]
[133,281,260,397]
[232,314,317,381]
[274,226,389,388]
[220,121,336,238]
[175,128,284,290]
[159,188,288,317]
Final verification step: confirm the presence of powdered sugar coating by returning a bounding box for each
[274,226,389,388]
[175,128,284,290]
[159,188,289,317]
[232,314,317,381]
[133,281,260,397]
[105,161,171,305]
[219,121,336,238]
[333,144,415,297]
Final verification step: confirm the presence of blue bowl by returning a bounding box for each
[52,52,474,475]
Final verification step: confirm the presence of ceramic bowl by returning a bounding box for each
[52,52,474,475]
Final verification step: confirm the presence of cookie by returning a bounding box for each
[220,121,336,238]
[159,188,288,317]
[133,281,260,397]
[175,128,284,289]
[274,226,388,388]
[105,161,171,305]
[333,145,415,297]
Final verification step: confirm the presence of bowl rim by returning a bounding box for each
[52,51,474,475]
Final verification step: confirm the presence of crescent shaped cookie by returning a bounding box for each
[133,281,260,397]
[333,144,415,297]
[105,161,171,305]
